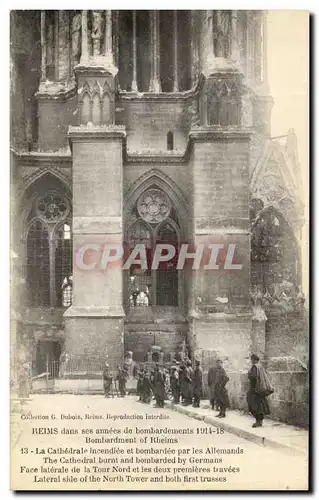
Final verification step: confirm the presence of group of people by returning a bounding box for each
[136,357,230,418]
[103,353,273,428]
[102,363,130,398]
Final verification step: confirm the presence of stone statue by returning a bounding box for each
[46,20,54,77]
[214,11,231,59]
[92,10,103,57]
[72,11,82,69]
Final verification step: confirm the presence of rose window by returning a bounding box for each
[137,189,171,224]
[36,194,70,222]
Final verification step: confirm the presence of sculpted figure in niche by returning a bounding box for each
[214,10,231,59]
[92,10,104,56]
[46,17,55,79]
[72,11,82,69]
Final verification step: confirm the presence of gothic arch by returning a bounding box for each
[124,169,188,239]
[250,200,302,291]
[17,171,72,230]
[17,168,71,204]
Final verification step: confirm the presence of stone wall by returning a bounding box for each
[201,367,308,428]
[266,311,309,363]
[117,98,190,151]
[38,94,78,151]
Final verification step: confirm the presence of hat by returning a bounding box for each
[251,354,260,362]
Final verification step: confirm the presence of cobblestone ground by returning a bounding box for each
[11,395,308,491]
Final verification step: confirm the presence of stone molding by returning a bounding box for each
[73,216,122,234]
[68,124,126,143]
[64,305,125,318]
[188,126,253,143]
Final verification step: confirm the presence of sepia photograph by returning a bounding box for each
[9,8,309,491]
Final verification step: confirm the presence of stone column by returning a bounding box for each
[58,11,71,82]
[65,126,126,370]
[245,11,253,82]
[149,11,161,92]
[190,11,199,87]
[131,10,138,91]
[188,126,253,373]
[231,10,239,62]
[113,11,119,68]
[54,11,59,81]
[202,10,216,75]
[173,10,178,92]
[262,11,269,91]
[105,10,112,57]
[254,11,263,85]
[80,10,89,65]
[40,11,46,82]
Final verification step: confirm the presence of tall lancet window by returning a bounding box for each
[125,188,180,307]
[24,191,73,308]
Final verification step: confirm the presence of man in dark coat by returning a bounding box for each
[179,362,186,404]
[247,354,271,427]
[192,359,203,407]
[142,370,153,403]
[117,363,129,397]
[207,361,218,410]
[170,364,180,404]
[153,363,166,408]
[102,362,113,397]
[137,368,144,401]
[182,360,193,406]
[214,359,230,418]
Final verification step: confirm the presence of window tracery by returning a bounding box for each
[126,190,179,307]
[25,193,72,308]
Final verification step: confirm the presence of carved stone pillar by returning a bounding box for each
[173,11,178,92]
[113,11,119,68]
[254,11,263,85]
[202,11,215,75]
[58,11,71,82]
[105,10,112,57]
[149,11,161,92]
[54,11,59,81]
[231,10,239,62]
[190,11,199,87]
[80,10,89,65]
[40,11,46,82]
[262,11,269,92]
[131,10,138,92]
[245,11,253,83]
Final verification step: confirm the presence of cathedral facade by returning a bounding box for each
[11,11,307,396]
